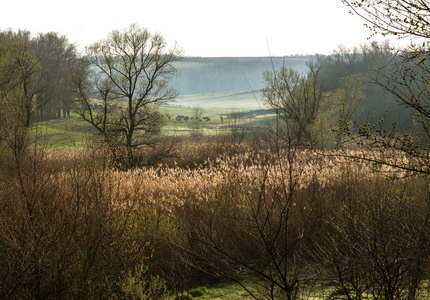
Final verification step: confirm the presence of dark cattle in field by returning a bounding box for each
[202,117,211,122]
[184,116,189,121]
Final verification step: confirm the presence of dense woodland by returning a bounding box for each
[1,1,430,298]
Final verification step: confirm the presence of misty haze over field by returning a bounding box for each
[171,56,310,95]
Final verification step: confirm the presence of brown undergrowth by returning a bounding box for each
[1,139,429,299]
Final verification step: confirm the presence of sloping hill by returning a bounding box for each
[172,90,266,110]
[171,56,310,95]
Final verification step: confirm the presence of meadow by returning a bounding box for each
[171,90,265,110]
[35,90,273,147]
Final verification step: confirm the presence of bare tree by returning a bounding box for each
[262,60,324,147]
[70,24,183,167]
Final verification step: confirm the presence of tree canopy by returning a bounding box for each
[70,24,183,167]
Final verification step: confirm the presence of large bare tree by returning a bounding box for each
[70,24,183,167]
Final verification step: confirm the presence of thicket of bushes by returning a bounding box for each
[1,133,429,299]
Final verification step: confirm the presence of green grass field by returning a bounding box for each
[160,90,273,134]
[34,115,95,148]
[170,282,255,300]
[36,90,274,147]
[169,278,336,300]
[171,90,266,110]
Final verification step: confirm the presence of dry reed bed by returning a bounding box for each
[48,148,402,211]
[1,145,424,298]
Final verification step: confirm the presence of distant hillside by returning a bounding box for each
[171,56,311,95]
[173,90,266,110]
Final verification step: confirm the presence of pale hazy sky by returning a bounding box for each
[1,0,394,57]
